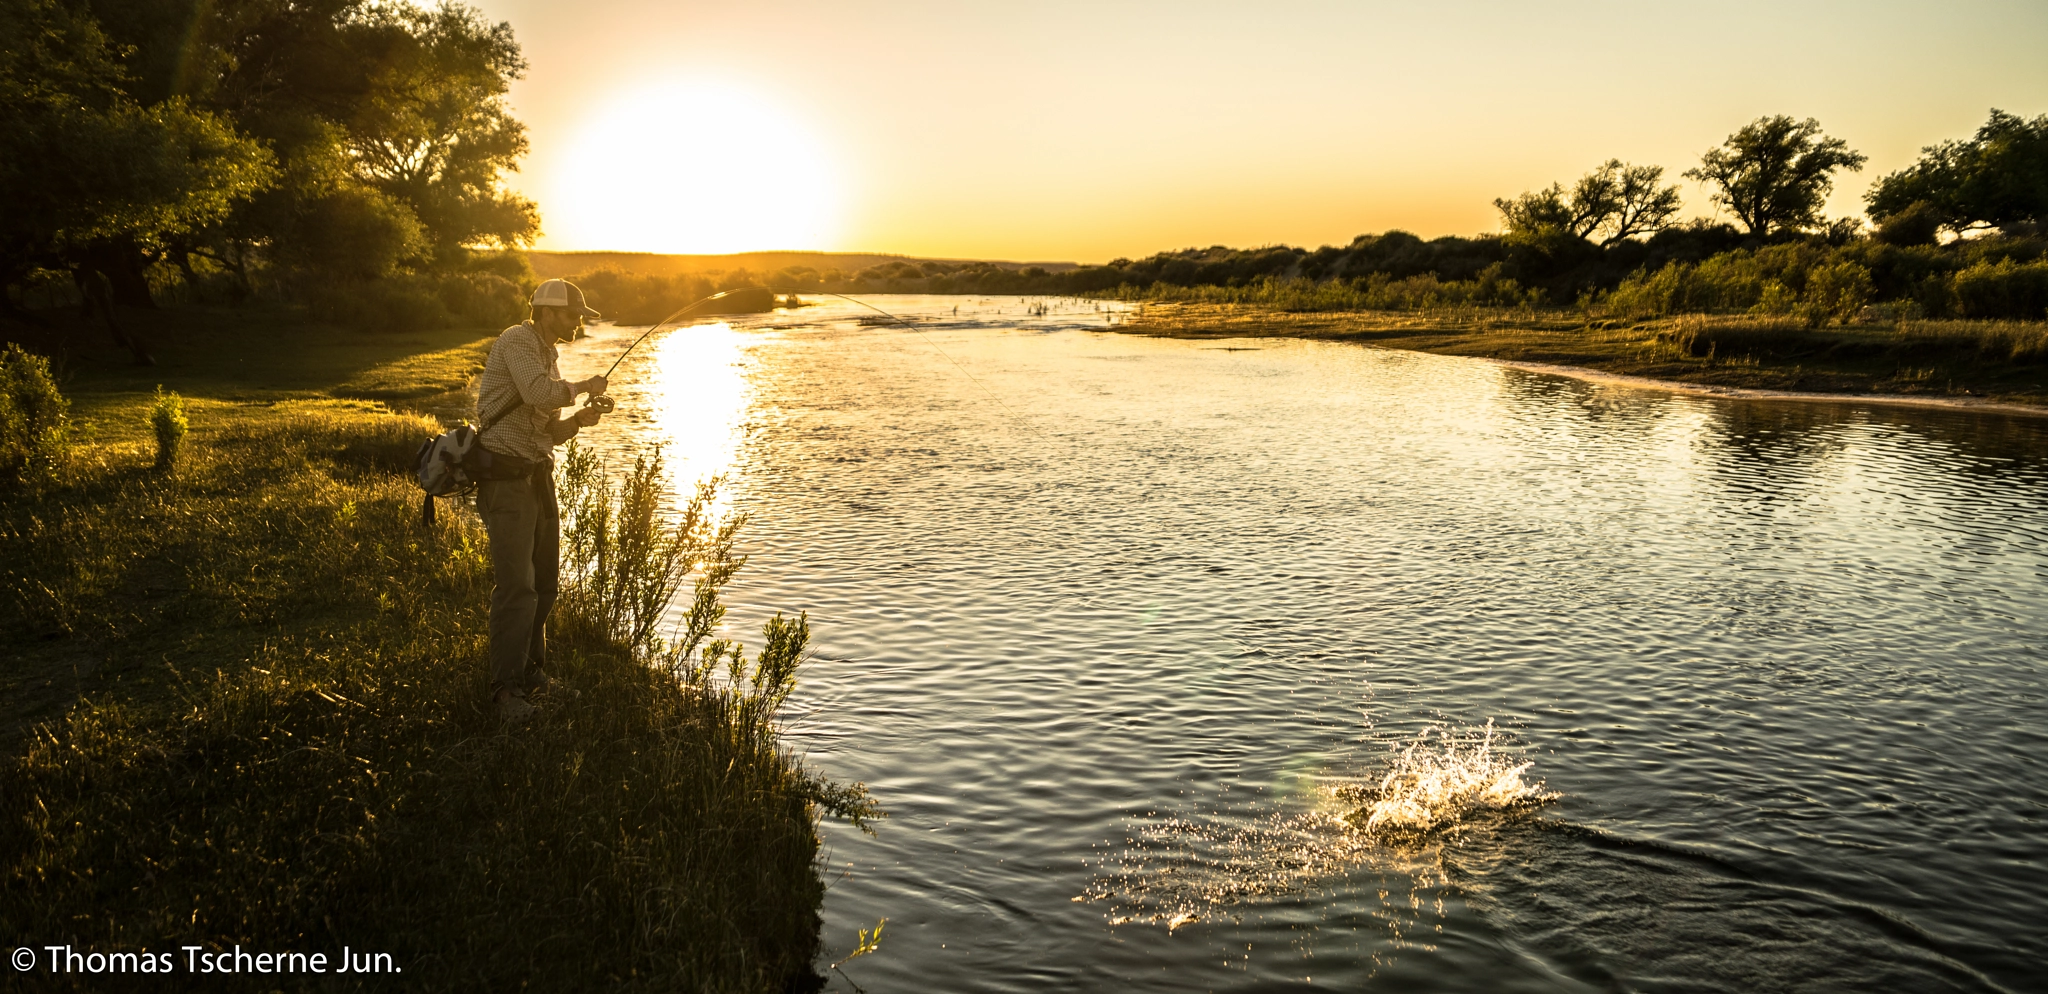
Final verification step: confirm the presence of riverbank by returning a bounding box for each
[1113,303,2048,412]
[0,309,855,991]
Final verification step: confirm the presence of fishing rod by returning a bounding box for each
[581,287,1017,417]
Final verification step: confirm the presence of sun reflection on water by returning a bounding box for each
[642,322,755,492]
[564,320,760,514]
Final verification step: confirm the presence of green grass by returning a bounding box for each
[1116,303,2048,406]
[329,339,494,401]
[0,309,868,991]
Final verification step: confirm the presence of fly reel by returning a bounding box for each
[586,395,616,415]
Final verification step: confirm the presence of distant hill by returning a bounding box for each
[525,250,1078,279]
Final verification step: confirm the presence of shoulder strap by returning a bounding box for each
[478,324,539,432]
[478,392,525,433]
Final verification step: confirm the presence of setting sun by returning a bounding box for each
[541,79,842,255]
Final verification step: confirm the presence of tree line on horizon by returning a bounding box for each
[729,112,2031,326]
[569,111,2048,328]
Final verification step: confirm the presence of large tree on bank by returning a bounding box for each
[30,0,538,308]
[1685,116,1866,237]
[1865,109,2048,239]
[0,0,274,353]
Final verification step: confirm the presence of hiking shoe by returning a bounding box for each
[529,671,579,700]
[496,692,535,722]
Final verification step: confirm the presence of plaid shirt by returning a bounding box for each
[476,322,580,462]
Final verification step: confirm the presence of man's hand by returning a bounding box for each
[574,405,603,428]
[577,374,608,397]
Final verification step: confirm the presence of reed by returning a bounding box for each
[0,387,868,990]
[1109,270,1540,312]
[1895,318,2048,363]
[1653,313,1817,359]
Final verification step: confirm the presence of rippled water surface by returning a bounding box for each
[561,297,2048,992]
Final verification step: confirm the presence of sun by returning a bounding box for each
[543,79,843,254]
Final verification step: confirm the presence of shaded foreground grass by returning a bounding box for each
[14,304,493,404]
[0,323,869,990]
[1117,304,2048,408]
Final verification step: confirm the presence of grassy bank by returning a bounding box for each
[0,310,869,991]
[1114,303,2048,407]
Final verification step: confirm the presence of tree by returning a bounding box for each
[1494,184,1579,236]
[1872,200,1942,246]
[1587,161,1684,244]
[345,4,538,257]
[76,0,535,280]
[1865,109,2048,237]
[1684,116,1866,237]
[73,0,375,297]
[0,0,273,342]
[276,186,427,279]
[1496,160,1681,245]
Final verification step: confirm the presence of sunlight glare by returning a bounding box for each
[648,321,754,499]
[547,80,841,254]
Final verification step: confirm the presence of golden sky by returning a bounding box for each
[473,0,2048,263]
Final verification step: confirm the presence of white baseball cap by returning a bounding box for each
[531,278,600,318]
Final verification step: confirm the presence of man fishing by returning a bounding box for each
[477,278,609,721]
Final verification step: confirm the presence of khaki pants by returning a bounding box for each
[479,470,558,696]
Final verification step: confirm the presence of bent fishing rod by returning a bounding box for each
[581,287,1016,417]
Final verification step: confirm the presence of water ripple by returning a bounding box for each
[563,297,2048,992]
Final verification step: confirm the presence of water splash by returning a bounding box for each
[1080,718,1557,935]
[1337,719,1556,835]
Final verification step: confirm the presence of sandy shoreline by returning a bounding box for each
[1484,355,2048,419]
[1111,314,2048,420]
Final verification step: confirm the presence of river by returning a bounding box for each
[559,296,2048,992]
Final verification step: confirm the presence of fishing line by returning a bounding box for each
[587,287,1019,419]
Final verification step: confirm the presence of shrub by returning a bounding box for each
[0,343,69,487]
[572,268,721,325]
[301,275,454,333]
[1113,270,1539,312]
[1608,249,1872,325]
[301,272,529,333]
[282,186,429,280]
[1850,241,1958,304]
[1802,261,1876,325]
[1751,279,1798,316]
[447,247,537,286]
[434,271,526,327]
[1602,261,1692,318]
[1874,201,1943,246]
[1950,258,2048,320]
[1601,250,1787,318]
[149,386,187,471]
[555,443,733,654]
